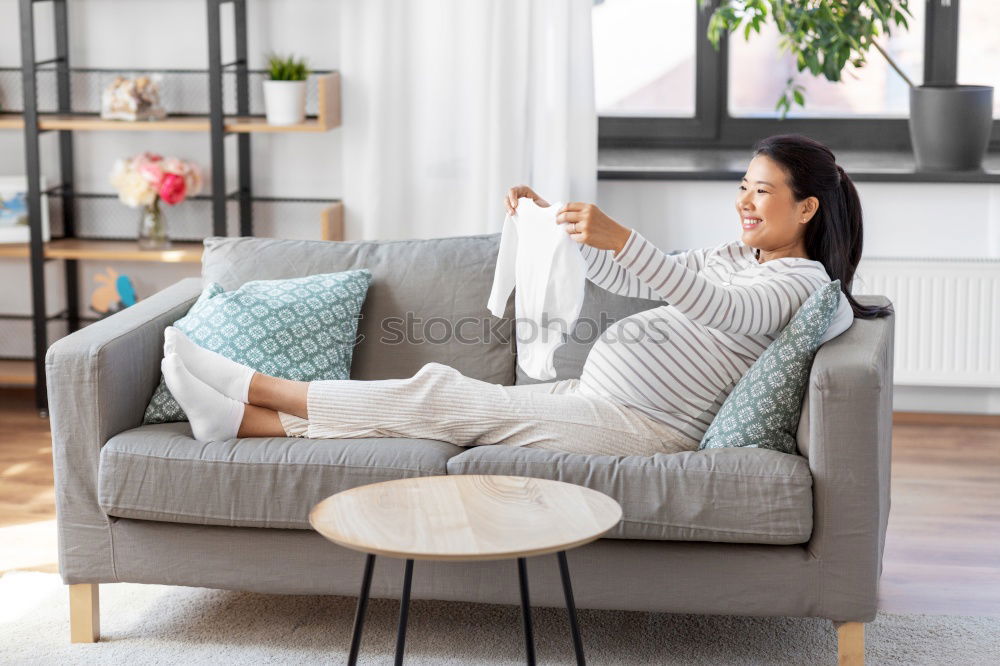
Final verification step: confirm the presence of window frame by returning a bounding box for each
[598,0,999,152]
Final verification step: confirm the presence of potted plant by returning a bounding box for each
[700,0,994,171]
[263,53,310,126]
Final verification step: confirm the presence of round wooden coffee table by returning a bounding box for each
[309,474,622,665]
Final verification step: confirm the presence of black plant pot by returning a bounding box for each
[909,84,994,171]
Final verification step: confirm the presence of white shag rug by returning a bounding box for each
[2,571,998,665]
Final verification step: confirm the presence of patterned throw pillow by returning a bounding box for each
[698,280,841,455]
[143,270,372,424]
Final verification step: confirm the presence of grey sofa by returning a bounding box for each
[47,233,893,662]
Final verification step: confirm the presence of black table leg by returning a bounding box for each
[348,553,376,666]
[557,550,586,665]
[395,558,414,666]
[517,557,536,665]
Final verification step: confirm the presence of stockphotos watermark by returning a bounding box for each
[354,312,672,346]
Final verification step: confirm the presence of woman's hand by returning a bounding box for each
[504,185,550,215]
[557,202,632,256]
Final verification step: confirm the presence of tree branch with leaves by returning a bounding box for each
[698,0,916,118]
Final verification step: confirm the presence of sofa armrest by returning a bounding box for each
[799,297,894,622]
[45,277,202,583]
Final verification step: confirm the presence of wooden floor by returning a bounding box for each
[1,387,998,615]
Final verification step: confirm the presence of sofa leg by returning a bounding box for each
[834,621,864,665]
[69,584,100,643]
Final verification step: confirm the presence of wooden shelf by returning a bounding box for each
[0,360,35,386]
[3,73,341,134]
[37,115,211,132]
[0,238,204,262]
[0,114,24,130]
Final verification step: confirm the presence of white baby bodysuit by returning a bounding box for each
[487,198,586,380]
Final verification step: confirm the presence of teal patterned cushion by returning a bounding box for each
[143,270,372,424]
[698,280,841,455]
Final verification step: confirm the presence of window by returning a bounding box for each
[592,0,697,117]
[958,0,1000,116]
[728,2,924,118]
[595,1,997,151]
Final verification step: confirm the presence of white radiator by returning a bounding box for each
[853,258,1000,388]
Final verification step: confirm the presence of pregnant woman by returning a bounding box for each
[161,133,891,456]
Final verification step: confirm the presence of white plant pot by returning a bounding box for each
[263,80,307,126]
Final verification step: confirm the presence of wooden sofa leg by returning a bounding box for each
[834,621,864,665]
[69,584,100,643]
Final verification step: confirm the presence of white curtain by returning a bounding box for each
[339,0,597,240]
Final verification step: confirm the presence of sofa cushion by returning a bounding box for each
[201,234,516,385]
[700,280,841,455]
[99,422,466,529]
[143,270,372,424]
[446,445,813,545]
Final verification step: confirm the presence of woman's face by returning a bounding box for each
[735,154,817,255]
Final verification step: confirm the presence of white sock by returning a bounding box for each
[161,353,245,442]
[164,326,256,403]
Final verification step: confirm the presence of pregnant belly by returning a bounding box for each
[580,332,728,420]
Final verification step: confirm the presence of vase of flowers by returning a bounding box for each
[110,152,202,249]
[263,53,310,126]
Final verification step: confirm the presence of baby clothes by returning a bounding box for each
[487,197,586,380]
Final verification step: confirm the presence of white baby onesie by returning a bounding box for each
[487,198,586,380]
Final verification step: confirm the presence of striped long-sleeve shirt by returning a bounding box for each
[576,230,834,447]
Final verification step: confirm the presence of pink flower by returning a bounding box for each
[160,157,183,175]
[138,160,164,186]
[158,173,187,205]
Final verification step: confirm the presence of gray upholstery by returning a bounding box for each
[447,446,812,544]
[99,422,465,529]
[46,276,203,582]
[98,423,811,544]
[109,518,824,618]
[201,234,516,385]
[45,228,895,624]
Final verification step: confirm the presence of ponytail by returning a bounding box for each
[835,165,892,318]
[752,134,893,319]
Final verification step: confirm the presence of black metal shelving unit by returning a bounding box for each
[11,0,341,414]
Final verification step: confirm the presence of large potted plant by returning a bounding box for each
[700,0,994,171]
[263,53,311,126]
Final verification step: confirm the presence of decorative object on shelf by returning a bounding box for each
[700,0,995,171]
[109,153,203,250]
[0,176,50,244]
[90,267,138,319]
[263,53,310,126]
[100,75,167,121]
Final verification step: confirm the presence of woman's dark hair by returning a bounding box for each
[751,133,892,319]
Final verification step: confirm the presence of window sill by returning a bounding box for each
[597,147,1000,184]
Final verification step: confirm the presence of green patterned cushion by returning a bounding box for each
[698,280,841,455]
[143,270,372,424]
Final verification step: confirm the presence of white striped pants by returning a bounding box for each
[277,362,695,457]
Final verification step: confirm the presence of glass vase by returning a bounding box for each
[138,199,171,250]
